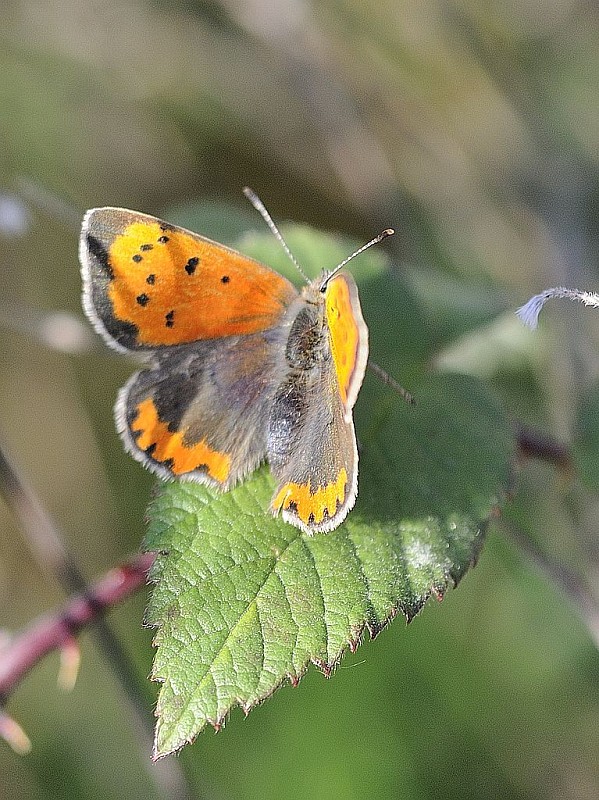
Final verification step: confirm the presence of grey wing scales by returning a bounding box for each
[267,364,359,534]
[116,331,281,489]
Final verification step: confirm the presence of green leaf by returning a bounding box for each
[142,225,515,758]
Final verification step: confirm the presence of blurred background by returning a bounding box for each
[2,1,599,798]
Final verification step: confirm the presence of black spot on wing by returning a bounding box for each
[185,256,199,275]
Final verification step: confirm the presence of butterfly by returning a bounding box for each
[80,189,394,533]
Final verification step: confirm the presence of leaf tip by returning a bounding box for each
[430,585,446,602]
[288,672,300,688]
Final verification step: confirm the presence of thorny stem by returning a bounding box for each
[0,441,198,798]
[0,553,156,700]
[0,444,154,714]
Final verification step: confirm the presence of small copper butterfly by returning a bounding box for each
[80,190,394,533]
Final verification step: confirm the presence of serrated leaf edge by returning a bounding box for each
[148,516,491,759]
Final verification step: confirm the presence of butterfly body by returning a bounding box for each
[81,206,368,533]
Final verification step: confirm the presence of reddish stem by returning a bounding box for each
[515,423,572,470]
[0,552,156,701]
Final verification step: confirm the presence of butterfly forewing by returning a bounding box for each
[80,207,297,352]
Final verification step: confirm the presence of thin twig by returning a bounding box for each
[0,554,202,797]
[0,442,153,719]
[503,521,599,650]
[0,444,88,593]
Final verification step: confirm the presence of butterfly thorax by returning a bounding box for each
[285,294,329,371]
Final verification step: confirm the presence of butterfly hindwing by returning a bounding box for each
[267,366,359,533]
[117,331,281,488]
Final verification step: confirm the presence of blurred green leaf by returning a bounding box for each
[142,225,514,757]
[573,379,599,489]
[165,198,259,245]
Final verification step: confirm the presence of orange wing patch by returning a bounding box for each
[272,469,348,526]
[107,220,295,347]
[131,397,231,483]
[325,276,362,407]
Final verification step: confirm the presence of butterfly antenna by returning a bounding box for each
[243,187,310,283]
[320,228,394,291]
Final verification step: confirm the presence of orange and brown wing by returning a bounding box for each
[116,331,281,489]
[80,207,297,352]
